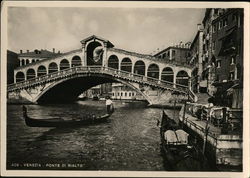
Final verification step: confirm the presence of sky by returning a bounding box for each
[8,7,205,55]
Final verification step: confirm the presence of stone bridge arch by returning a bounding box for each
[33,74,152,104]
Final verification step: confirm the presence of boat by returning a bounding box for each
[160,110,208,171]
[22,105,113,127]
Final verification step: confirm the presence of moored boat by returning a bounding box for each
[22,105,113,127]
[160,110,208,171]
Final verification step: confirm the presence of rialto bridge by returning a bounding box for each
[7,35,197,106]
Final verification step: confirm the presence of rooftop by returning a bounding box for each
[19,49,61,58]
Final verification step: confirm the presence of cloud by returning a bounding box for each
[7,7,205,54]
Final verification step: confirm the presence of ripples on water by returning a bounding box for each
[7,100,179,171]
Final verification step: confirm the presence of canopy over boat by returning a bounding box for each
[164,129,189,145]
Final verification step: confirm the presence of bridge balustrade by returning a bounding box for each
[8,66,195,100]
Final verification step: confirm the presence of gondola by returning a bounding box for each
[22,105,113,127]
[160,110,207,171]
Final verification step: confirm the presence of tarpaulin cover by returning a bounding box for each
[164,129,189,144]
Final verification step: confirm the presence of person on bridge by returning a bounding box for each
[105,96,113,114]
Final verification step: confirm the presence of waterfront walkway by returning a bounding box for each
[182,112,221,137]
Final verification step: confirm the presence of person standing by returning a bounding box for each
[105,96,113,114]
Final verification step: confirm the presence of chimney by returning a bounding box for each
[197,23,201,31]
[20,50,22,54]
[27,50,29,53]
[53,48,55,53]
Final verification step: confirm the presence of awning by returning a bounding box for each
[199,80,208,87]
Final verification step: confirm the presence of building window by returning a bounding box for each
[172,50,176,56]
[214,9,218,15]
[230,72,235,80]
[216,60,221,68]
[121,92,123,96]
[218,21,222,30]
[233,13,237,22]
[231,56,236,64]
[117,92,119,96]
[223,18,228,27]
[212,41,216,50]
[129,93,131,97]
[212,24,216,33]
[167,51,170,57]
[238,15,242,27]
[125,92,127,97]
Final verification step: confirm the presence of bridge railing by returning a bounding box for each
[8,65,195,100]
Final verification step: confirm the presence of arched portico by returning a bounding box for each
[147,64,159,79]
[161,67,174,82]
[121,57,132,72]
[108,55,119,69]
[60,59,70,70]
[176,70,189,86]
[134,60,145,75]
[48,62,58,73]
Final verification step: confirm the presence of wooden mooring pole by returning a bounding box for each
[202,118,210,154]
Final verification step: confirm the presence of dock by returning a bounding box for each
[179,102,243,171]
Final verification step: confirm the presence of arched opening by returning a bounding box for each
[121,57,132,72]
[134,60,145,75]
[37,65,47,76]
[60,59,70,71]
[87,41,103,66]
[176,70,189,86]
[108,55,119,69]
[161,67,174,82]
[16,72,25,82]
[27,68,36,79]
[71,56,82,67]
[26,59,30,65]
[48,62,58,73]
[21,59,25,66]
[32,59,36,63]
[147,64,159,79]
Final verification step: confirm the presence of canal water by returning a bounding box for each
[7,100,181,171]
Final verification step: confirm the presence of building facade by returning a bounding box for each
[212,8,243,83]
[189,24,204,93]
[7,50,19,84]
[189,8,243,108]
[18,48,61,67]
[153,42,191,66]
[211,8,243,108]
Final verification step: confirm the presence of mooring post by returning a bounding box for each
[182,100,187,129]
[202,118,210,154]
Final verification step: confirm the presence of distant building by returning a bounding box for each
[7,50,19,84]
[153,42,191,66]
[111,83,144,100]
[200,8,220,95]
[87,83,112,99]
[18,48,60,66]
[189,24,204,93]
